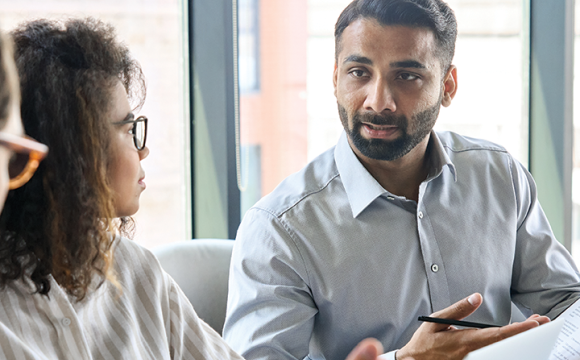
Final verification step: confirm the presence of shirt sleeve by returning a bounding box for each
[509,157,580,319]
[223,208,318,360]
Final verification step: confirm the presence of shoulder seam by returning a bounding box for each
[443,144,508,154]
[257,172,341,218]
[247,207,313,287]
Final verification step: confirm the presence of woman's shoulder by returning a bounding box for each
[112,237,167,289]
[114,236,158,264]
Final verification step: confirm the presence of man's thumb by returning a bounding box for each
[345,338,383,360]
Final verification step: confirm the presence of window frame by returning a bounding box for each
[190,0,241,240]
[528,0,575,251]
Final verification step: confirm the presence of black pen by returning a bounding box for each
[418,316,499,329]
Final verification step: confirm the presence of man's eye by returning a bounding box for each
[399,73,419,81]
[350,69,366,78]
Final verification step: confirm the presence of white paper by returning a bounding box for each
[463,318,564,360]
[549,300,580,360]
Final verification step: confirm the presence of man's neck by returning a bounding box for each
[351,135,432,202]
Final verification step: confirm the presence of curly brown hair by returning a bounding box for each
[0,18,146,300]
[0,30,18,130]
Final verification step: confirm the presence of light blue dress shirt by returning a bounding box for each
[224,131,580,360]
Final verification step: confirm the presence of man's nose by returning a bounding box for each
[363,77,396,114]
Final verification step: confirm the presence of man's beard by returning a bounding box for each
[338,100,441,161]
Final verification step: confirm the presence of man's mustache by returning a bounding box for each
[352,112,408,127]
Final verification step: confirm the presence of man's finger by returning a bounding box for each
[526,314,550,325]
[499,319,541,339]
[426,293,483,331]
[345,338,384,360]
[466,318,541,350]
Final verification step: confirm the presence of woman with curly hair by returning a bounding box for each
[0,18,244,359]
[0,18,382,360]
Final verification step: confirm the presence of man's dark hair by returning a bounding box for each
[335,0,457,73]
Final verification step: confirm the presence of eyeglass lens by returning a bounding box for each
[134,119,146,150]
[8,152,29,180]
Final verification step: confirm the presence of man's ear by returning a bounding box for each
[441,65,457,107]
[333,63,338,97]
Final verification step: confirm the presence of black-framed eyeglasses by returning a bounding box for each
[0,131,49,190]
[113,115,148,151]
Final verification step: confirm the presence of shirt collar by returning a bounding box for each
[427,130,457,183]
[334,131,456,218]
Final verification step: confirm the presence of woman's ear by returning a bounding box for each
[442,65,457,107]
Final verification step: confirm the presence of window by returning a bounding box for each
[438,0,527,163]
[238,0,260,94]
[0,0,191,248]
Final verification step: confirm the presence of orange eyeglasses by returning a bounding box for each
[0,131,48,190]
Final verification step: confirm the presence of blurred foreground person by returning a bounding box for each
[0,30,47,214]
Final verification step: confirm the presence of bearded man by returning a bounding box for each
[223,1,580,359]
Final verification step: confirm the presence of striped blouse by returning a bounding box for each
[0,237,244,360]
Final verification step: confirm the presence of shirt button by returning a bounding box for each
[418,211,424,219]
[431,264,439,273]
[61,317,71,326]
[387,196,395,201]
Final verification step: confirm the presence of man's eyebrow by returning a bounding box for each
[390,60,426,69]
[343,55,373,65]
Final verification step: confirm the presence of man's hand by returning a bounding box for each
[395,293,550,360]
[346,338,384,360]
